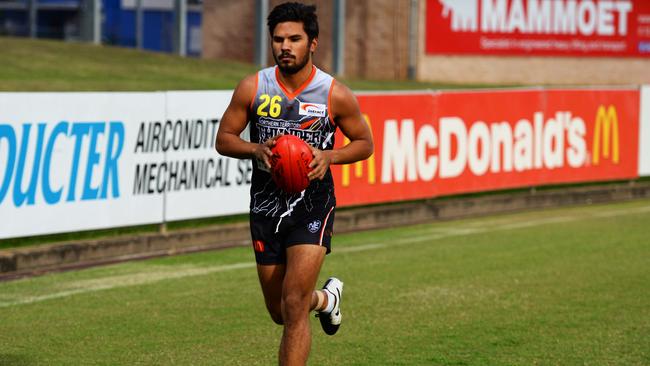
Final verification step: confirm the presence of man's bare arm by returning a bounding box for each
[308,81,374,180]
[215,74,278,168]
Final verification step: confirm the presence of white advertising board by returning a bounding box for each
[640,86,650,177]
[0,91,251,239]
[160,91,251,221]
[0,92,166,238]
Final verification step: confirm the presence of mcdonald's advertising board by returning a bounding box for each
[332,89,639,207]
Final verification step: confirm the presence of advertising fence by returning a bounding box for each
[0,91,250,239]
[426,0,650,57]
[1,87,645,239]
[332,88,640,206]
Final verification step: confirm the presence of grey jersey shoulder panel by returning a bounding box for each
[249,66,337,217]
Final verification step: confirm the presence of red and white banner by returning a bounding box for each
[333,89,640,207]
[426,0,650,57]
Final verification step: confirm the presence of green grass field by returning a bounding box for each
[2,199,649,365]
[0,36,500,92]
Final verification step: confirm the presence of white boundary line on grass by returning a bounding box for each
[2,204,649,308]
[0,263,255,308]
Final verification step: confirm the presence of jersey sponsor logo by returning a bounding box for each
[308,220,322,233]
[299,102,327,117]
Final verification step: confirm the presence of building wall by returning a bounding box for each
[201,0,256,63]
[201,0,411,79]
[203,0,650,85]
[343,0,410,80]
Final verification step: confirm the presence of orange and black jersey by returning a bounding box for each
[248,66,337,218]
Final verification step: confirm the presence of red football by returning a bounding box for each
[270,135,313,193]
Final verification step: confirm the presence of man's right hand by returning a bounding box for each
[254,135,282,169]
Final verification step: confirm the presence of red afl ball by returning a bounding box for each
[270,135,313,193]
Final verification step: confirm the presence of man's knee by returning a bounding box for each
[281,291,311,320]
[266,302,284,325]
[269,312,284,325]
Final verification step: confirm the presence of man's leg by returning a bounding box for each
[257,264,332,323]
[257,265,329,321]
[257,264,286,325]
[315,277,343,335]
[279,244,326,366]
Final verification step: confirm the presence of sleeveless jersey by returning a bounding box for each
[248,66,338,218]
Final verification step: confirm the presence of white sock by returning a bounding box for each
[323,290,335,313]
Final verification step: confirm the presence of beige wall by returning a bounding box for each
[202,0,257,64]
[416,55,650,86]
[344,0,410,80]
[416,0,650,86]
[201,0,411,80]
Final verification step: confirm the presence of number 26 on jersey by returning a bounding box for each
[257,94,282,117]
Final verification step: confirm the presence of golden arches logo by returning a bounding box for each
[592,105,620,165]
[341,114,376,187]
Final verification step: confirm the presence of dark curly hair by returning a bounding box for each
[267,2,319,42]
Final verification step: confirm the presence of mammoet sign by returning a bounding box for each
[426,0,650,57]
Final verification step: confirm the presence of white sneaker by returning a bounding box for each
[317,277,343,335]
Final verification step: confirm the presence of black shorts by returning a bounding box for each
[249,206,335,265]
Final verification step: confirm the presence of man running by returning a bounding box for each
[215,2,373,365]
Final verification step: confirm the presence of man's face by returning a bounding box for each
[271,21,317,75]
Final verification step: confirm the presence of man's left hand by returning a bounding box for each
[307,146,332,181]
